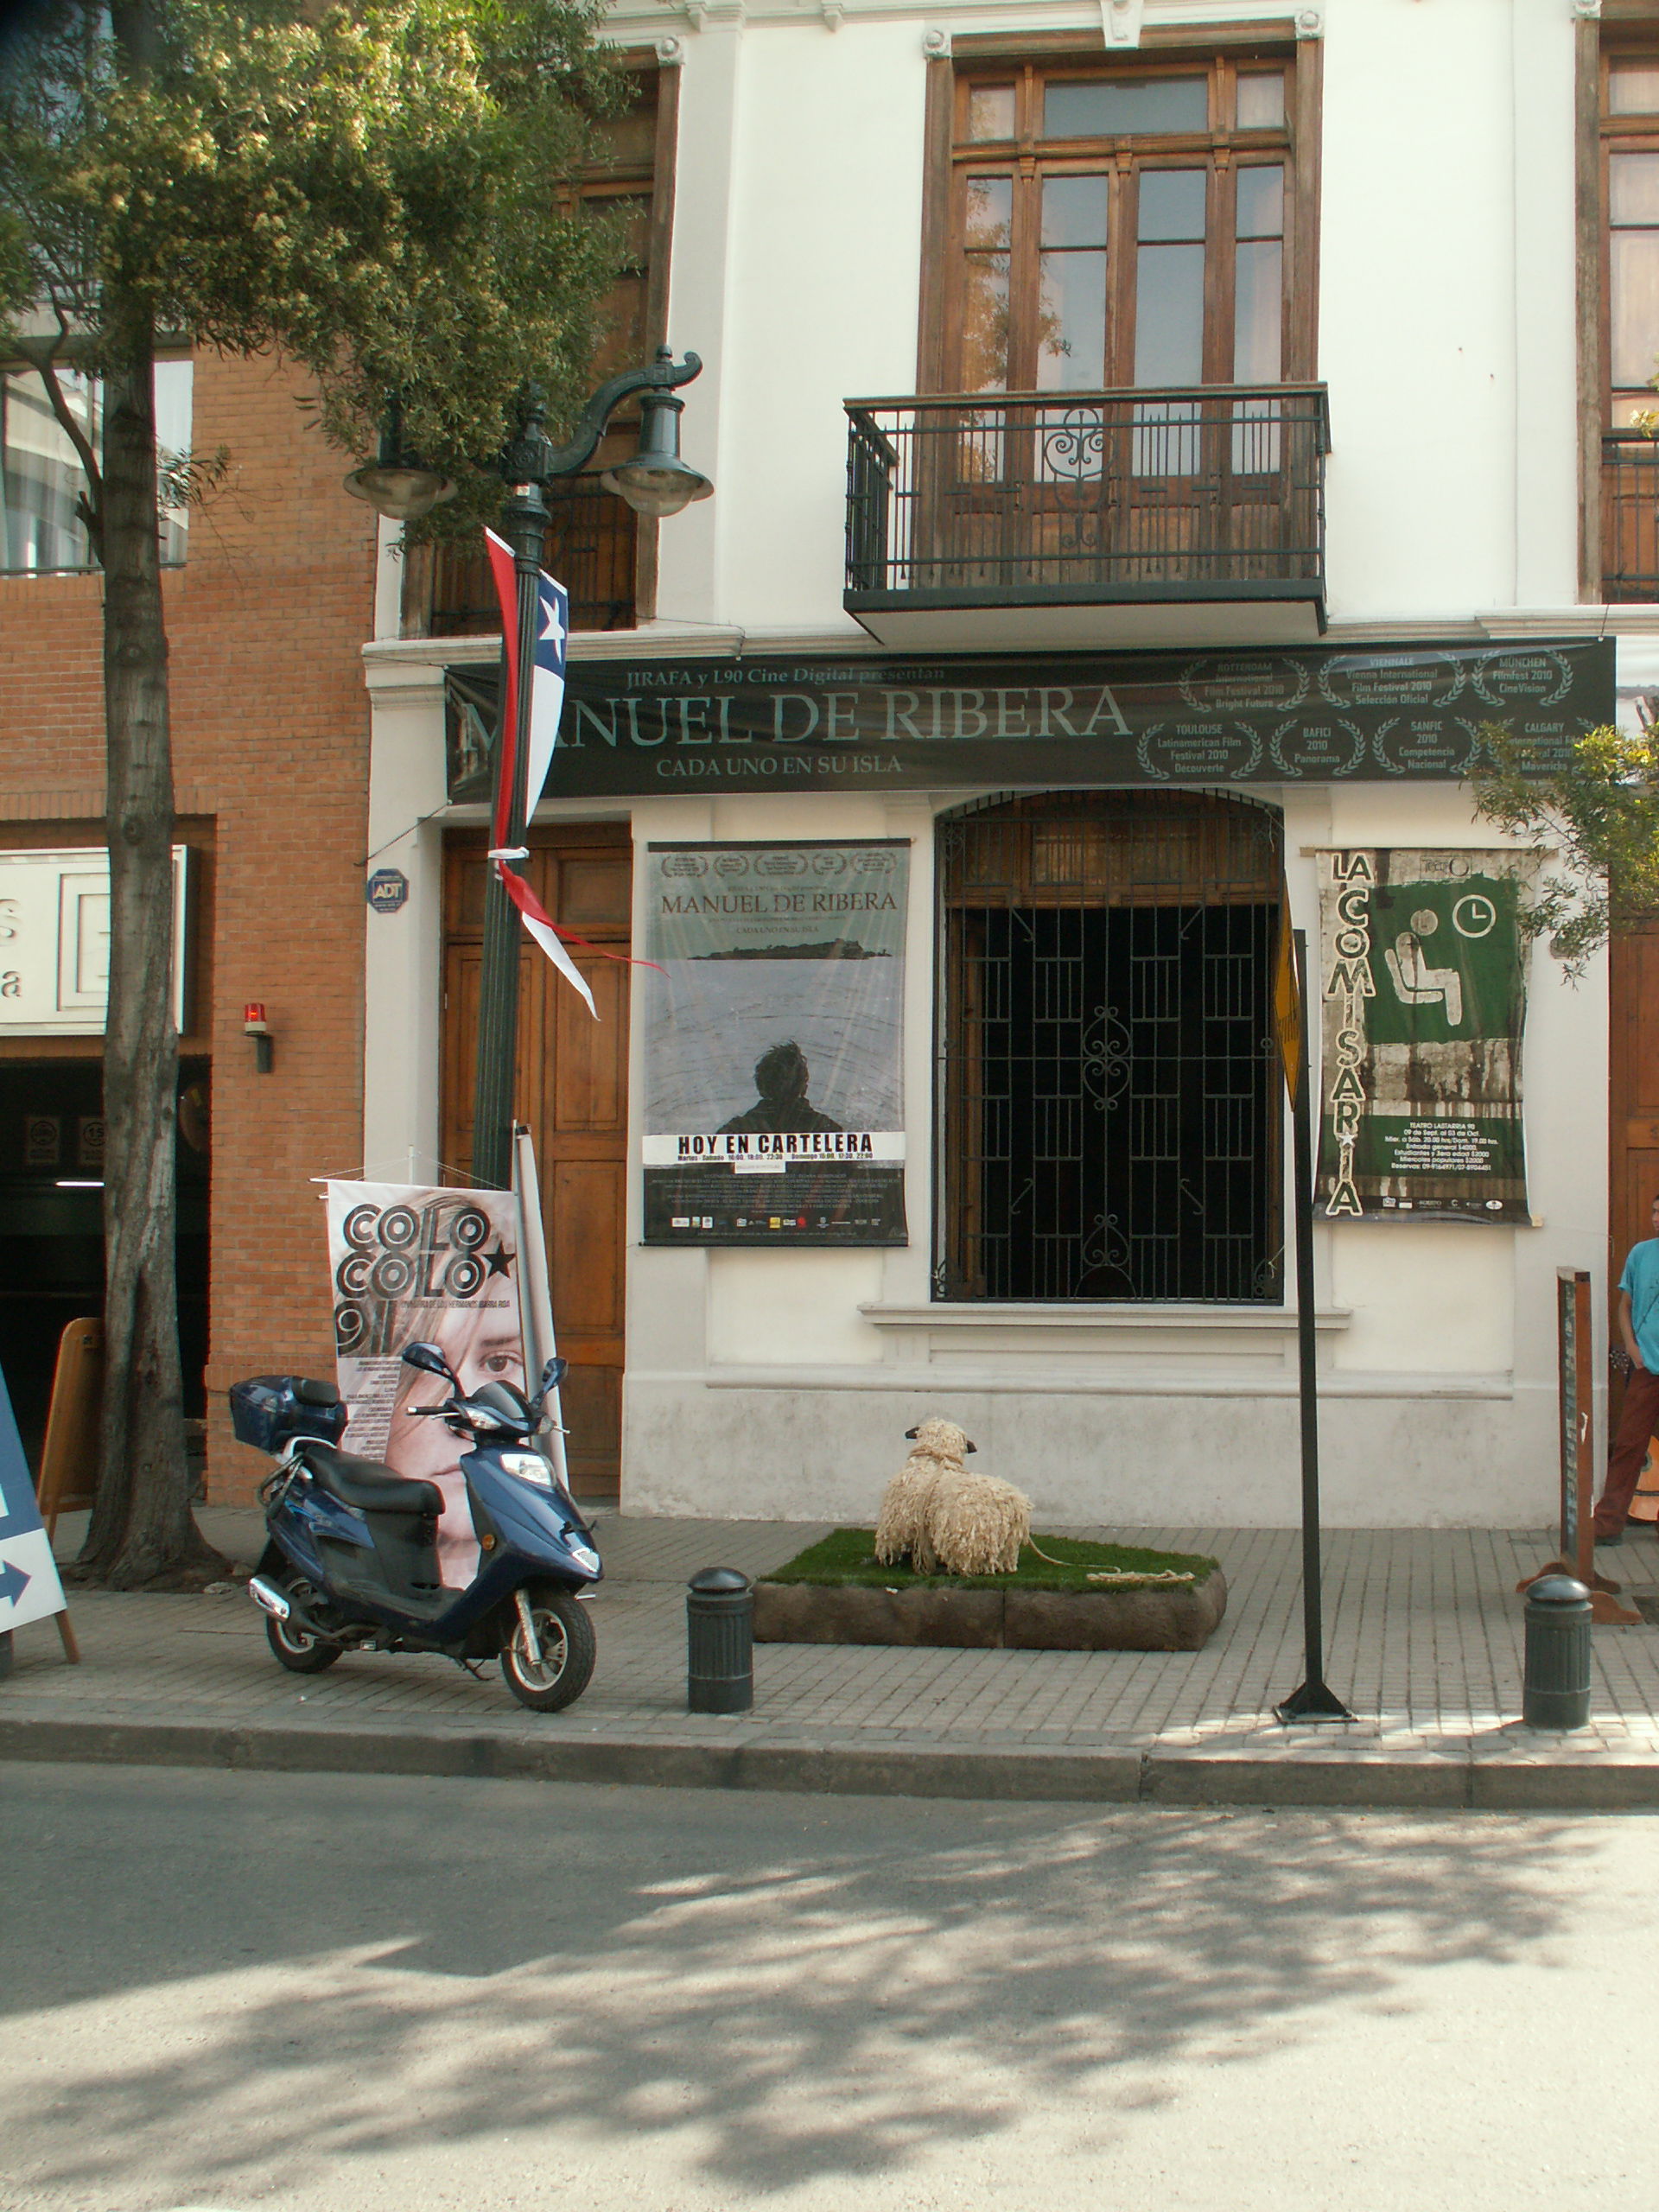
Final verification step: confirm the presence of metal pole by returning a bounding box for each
[470,474,546,1192]
[1275,926,1354,1725]
[464,359,703,1191]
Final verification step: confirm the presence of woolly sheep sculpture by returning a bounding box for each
[873,1416,969,1566]
[874,1417,1033,1578]
[915,1464,1032,1577]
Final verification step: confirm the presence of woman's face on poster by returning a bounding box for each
[383,1297,524,1483]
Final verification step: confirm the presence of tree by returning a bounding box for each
[1472,721,1659,978]
[0,0,625,1586]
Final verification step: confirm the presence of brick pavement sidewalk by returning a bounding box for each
[6,1509,1659,1808]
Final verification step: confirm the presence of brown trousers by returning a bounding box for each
[1592,1363,1659,1534]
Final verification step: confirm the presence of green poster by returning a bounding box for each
[1316,849,1535,1224]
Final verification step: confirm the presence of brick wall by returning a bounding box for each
[0,350,377,1505]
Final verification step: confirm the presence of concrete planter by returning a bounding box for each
[753,1571,1227,1653]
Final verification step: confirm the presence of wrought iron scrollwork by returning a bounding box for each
[1040,407,1108,484]
[1081,1004,1131,1110]
[1080,1209,1130,1281]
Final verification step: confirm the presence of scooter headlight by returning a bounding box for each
[565,1539,601,1575]
[499,1451,556,1488]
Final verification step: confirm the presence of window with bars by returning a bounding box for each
[937,791,1283,1305]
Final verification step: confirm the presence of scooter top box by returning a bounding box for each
[230,1375,349,1454]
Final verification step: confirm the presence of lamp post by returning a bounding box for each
[348,348,711,1190]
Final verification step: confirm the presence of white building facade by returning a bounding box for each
[359,0,1659,1529]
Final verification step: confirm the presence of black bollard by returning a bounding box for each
[0,1629,11,1681]
[686,1567,753,1713]
[1522,1573,1592,1731]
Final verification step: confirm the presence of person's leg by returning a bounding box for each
[1593,1366,1659,1536]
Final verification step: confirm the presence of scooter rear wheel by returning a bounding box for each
[265,1580,343,1675]
[500,1586,594,1713]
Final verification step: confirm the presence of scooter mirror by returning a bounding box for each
[400,1341,454,1380]
[540,1355,568,1393]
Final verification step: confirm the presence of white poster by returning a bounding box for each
[0,846,192,1034]
[326,1182,525,1587]
[640,840,909,1245]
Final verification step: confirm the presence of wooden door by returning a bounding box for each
[442,826,631,1498]
[1610,917,1659,1442]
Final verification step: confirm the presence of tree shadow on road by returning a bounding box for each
[0,1765,1604,2202]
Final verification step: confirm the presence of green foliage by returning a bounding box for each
[762,1526,1221,1593]
[1472,720,1659,976]
[0,0,630,512]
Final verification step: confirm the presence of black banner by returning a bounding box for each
[447,639,1615,799]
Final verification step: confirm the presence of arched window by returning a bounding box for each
[937,790,1282,1303]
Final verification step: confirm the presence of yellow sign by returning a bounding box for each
[1273,906,1302,1100]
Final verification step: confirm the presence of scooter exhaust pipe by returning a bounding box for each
[248,1575,292,1622]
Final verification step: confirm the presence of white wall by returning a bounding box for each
[354,3,1624,1526]
[641,0,1586,632]
[360,645,450,1184]
[615,772,1586,1529]
[658,20,928,633]
[1320,0,1515,616]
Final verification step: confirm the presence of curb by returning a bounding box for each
[6,1713,1659,1811]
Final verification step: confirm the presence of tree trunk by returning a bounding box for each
[78,296,222,1589]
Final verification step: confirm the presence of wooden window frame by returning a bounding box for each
[1585,22,1659,600]
[917,39,1318,396]
[402,54,678,635]
[563,53,681,625]
[1596,35,1659,429]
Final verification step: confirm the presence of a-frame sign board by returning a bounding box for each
[0,1358,79,1668]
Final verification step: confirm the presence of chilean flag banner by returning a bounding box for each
[483,528,596,1019]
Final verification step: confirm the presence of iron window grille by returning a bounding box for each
[936,789,1284,1305]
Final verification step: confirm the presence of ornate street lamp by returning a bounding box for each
[349,349,710,1189]
[343,391,460,522]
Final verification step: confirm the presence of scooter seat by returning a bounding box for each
[298,1441,443,1517]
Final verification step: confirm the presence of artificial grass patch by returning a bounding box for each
[763,1526,1219,1594]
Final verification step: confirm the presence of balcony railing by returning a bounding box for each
[1603,432,1659,603]
[410,473,639,637]
[844,385,1329,634]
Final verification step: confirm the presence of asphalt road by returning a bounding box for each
[2,1763,1655,2212]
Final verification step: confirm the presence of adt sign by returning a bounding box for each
[0,1364,67,1635]
[366,868,410,915]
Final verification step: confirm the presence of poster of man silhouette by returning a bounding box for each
[642,841,909,1245]
[1314,849,1536,1223]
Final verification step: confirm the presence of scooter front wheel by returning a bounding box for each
[500,1586,594,1713]
[265,1580,343,1675]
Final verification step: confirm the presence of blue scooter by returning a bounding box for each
[233,1341,602,1712]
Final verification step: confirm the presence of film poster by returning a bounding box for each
[325,1181,526,1585]
[642,841,909,1245]
[1315,849,1536,1223]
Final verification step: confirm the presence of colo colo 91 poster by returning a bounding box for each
[326,1181,526,1584]
[641,841,909,1245]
